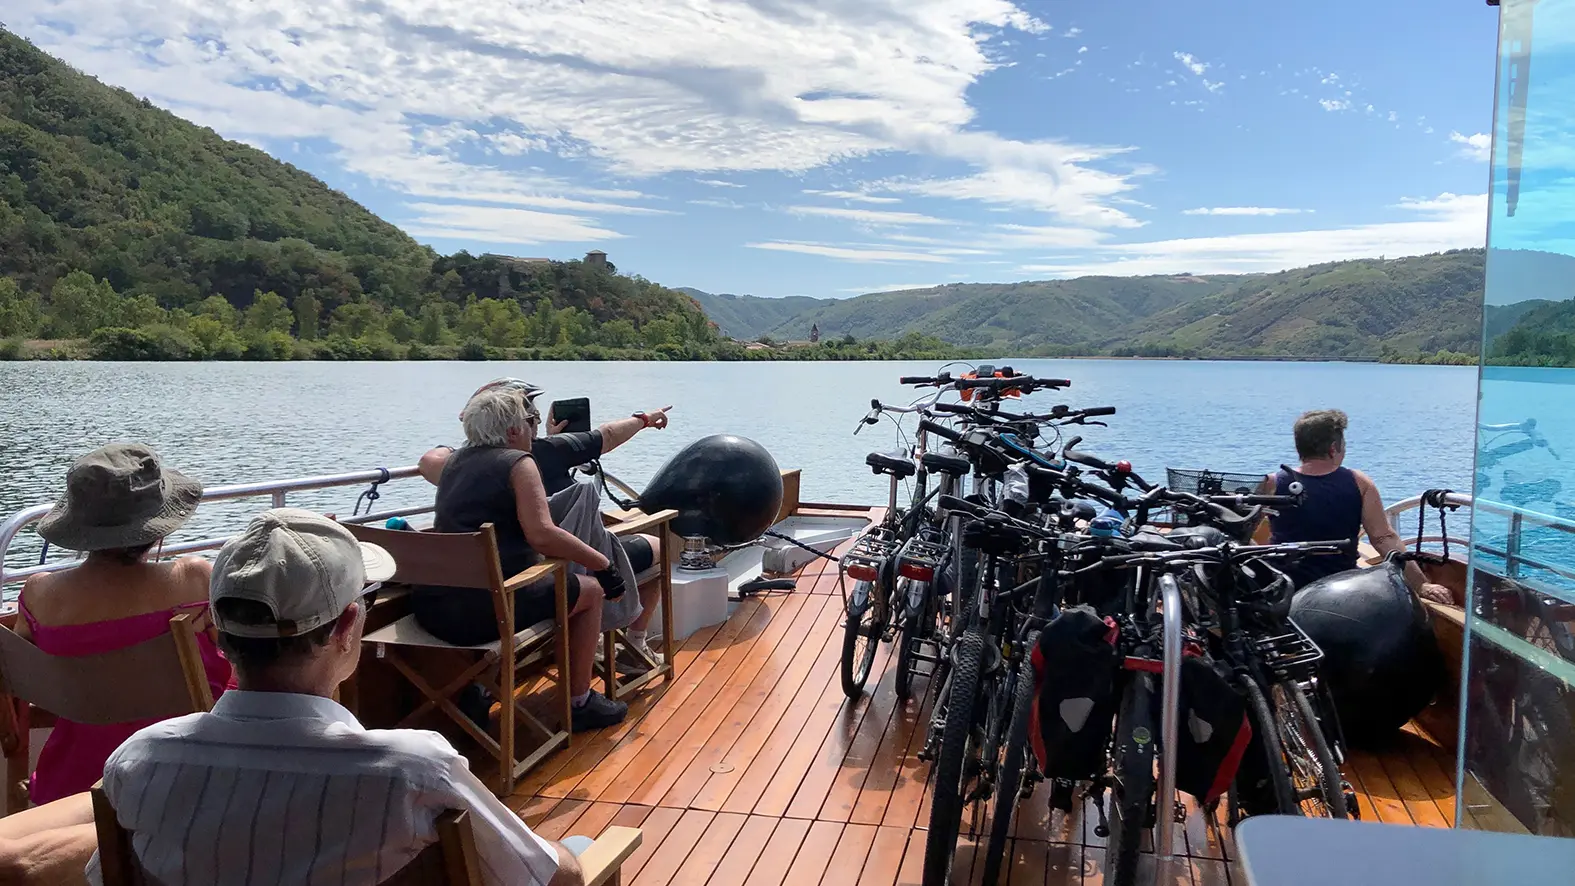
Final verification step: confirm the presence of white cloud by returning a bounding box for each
[838,282,950,293]
[9,0,1142,235]
[1065,27,1083,37]
[787,205,952,226]
[696,179,744,188]
[801,189,903,204]
[1078,46,1088,54]
[1022,192,1487,277]
[1182,207,1312,217]
[1450,131,1492,162]
[1319,98,1352,112]
[745,241,955,263]
[1203,79,1223,93]
[1173,51,1208,76]
[402,203,626,245]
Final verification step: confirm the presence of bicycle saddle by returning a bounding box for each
[865,452,917,478]
[920,452,971,477]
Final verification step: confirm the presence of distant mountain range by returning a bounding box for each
[683,249,1575,362]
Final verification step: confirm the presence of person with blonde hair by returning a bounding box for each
[413,384,629,730]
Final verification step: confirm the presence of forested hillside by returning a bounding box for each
[0,28,733,360]
[682,249,1551,363]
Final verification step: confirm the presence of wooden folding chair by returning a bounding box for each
[601,510,678,701]
[0,612,214,815]
[94,776,643,886]
[344,523,571,797]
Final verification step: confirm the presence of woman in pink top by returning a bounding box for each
[16,444,233,805]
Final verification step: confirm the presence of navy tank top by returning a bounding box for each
[1268,465,1362,588]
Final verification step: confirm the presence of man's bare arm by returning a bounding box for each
[1355,471,1452,602]
[418,446,454,487]
[597,406,671,454]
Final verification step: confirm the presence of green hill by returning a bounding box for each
[0,27,727,360]
[682,249,1575,363]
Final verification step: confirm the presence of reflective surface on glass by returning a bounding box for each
[1464,0,1575,836]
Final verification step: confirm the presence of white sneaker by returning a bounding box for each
[615,635,664,676]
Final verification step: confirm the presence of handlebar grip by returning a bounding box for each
[1083,406,1117,417]
[932,402,974,415]
[1064,450,1114,471]
[898,376,934,385]
[919,419,963,443]
[1041,378,1073,388]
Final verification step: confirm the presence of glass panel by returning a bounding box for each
[1465,0,1575,836]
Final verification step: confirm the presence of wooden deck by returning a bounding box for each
[500,518,1461,886]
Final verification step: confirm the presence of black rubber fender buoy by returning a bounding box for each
[638,435,783,546]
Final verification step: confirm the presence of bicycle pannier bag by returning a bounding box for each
[1031,606,1119,780]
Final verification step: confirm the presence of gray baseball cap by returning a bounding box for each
[210,508,396,638]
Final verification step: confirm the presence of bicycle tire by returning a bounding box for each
[895,594,925,701]
[1107,673,1156,886]
[981,631,1039,885]
[924,629,987,886]
[1238,675,1296,816]
[1273,680,1348,819]
[841,580,883,698]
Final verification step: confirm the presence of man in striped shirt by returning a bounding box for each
[86,508,586,886]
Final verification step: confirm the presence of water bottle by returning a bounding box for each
[385,516,412,531]
[1089,507,1125,538]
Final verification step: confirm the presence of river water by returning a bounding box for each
[0,359,1477,574]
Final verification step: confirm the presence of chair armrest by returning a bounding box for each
[607,510,678,538]
[504,559,567,592]
[580,826,643,886]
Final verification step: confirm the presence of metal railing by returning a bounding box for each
[1384,491,1575,593]
[0,465,431,587]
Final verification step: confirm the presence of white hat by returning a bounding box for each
[210,509,396,639]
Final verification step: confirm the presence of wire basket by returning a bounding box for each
[1166,467,1264,497]
[1255,622,1325,683]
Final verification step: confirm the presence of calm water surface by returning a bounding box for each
[0,360,1476,572]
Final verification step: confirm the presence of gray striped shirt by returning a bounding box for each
[85,691,559,886]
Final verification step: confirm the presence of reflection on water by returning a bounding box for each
[1466,0,1575,838]
[1,359,1475,573]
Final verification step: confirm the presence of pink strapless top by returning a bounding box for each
[19,595,235,805]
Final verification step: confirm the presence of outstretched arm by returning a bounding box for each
[1355,471,1452,603]
[597,406,671,455]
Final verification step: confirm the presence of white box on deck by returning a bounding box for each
[663,567,731,641]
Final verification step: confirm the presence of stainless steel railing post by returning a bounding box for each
[1156,573,1183,870]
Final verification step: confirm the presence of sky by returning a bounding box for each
[6,1,1505,298]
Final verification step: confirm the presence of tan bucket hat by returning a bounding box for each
[37,444,202,552]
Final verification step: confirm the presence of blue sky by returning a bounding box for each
[9,1,1502,297]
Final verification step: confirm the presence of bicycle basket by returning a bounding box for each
[1166,467,1265,497]
[843,532,897,582]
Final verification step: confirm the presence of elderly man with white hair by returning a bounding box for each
[412,383,631,730]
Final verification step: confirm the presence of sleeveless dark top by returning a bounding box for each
[432,445,539,576]
[1268,465,1362,588]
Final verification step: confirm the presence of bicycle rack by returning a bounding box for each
[1156,573,1183,873]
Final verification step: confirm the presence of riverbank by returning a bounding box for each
[0,335,1479,365]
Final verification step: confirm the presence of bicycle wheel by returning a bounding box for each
[924,629,986,886]
[981,631,1040,885]
[841,579,884,698]
[1270,681,1348,818]
[1236,675,1296,817]
[1107,673,1156,886]
[895,584,926,701]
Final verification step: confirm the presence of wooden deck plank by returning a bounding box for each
[667,811,750,886]
[1346,750,1416,826]
[732,817,811,886]
[1375,741,1452,828]
[781,820,845,886]
[894,829,925,886]
[630,808,715,886]
[854,826,912,886]
[617,805,677,883]
[517,612,740,799]
[620,593,818,806]
[781,644,899,819]
[851,656,936,826]
[658,592,844,809]
[818,823,879,886]
[531,798,591,841]
[706,816,783,886]
[814,646,909,821]
[566,597,775,802]
[695,600,848,811]
[748,644,894,818]
[559,802,628,845]
[1008,839,1050,886]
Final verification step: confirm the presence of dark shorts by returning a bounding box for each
[412,575,583,646]
[621,535,655,574]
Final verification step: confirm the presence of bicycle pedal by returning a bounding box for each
[1173,801,1187,824]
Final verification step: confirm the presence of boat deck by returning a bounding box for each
[501,510,1462,886]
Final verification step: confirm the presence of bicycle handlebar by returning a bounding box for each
[919,419,963,443]
[1073,538,1353,574]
